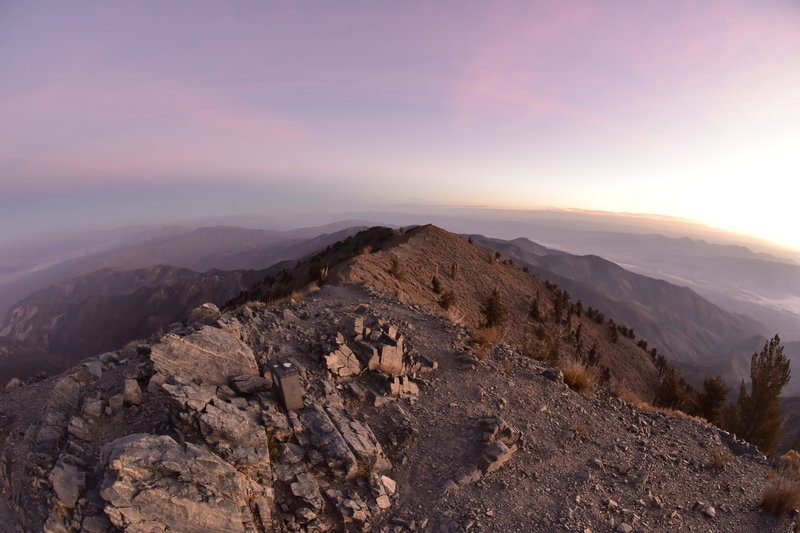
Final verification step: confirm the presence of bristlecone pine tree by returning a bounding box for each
[734,335,790,456]
[482,288,507,327]
[697,375,730,426]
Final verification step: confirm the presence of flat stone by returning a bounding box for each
[189,303,221,325]
[150,327,259,386]
[290,473,324,511]
[376,494,391,509]
[230,374,272,394]
[49,461,85,508]
[381,475,397,495]
[67,417,92,441]
[480,441,517,474]
[123,379,143,406]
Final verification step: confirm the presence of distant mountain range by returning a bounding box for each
[2,219,799,400]
[0,224,369,381]
[0,221,371,311]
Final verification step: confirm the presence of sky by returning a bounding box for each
[1,1,799,249]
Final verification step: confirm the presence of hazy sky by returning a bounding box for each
[2,1,799,248]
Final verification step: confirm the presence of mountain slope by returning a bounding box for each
[0,264,783,532]
[0,225,370,381]
[0,223,366,311]
[469,234,768,383]
[0,265,267,381]
[229,225,662,399]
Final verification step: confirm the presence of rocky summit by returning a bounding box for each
[0,226,792,532]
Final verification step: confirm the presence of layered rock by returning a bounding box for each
[150,326,258,385]
[100,434,273,533]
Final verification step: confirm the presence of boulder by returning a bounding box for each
[377,344,404,375]
[100,434,272,533]
[150,326,258,386]
[48,460,86,508]
[480,441,517,474]
[299,403,358,478]
[82,360,103,380]
[3,377,24,392]
[325,345,362,377]
[67,417,92,441]
[290,472,324,511]
[123,379,142,406]
[189,303,222,325]
[326,489,371,524]
[388,376,419,401]
[230,374,272,395]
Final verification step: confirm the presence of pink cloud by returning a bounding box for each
[0,74,313,192]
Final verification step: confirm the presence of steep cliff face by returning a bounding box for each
[0,281,785,532]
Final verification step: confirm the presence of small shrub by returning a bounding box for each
[760,478,800,515]
[444,306,465,325]
[438,291,456,310]
[431,275,442,294]
[777,450,800,481]
[561,359,597,394]
[611,385,645,406]
[528,300,541,321]
[472,326,504,347]
[388,255,405,280]
[268,437,280,462]
[482,289,507,327]
[761,450,800,515]
[711,447,733,470]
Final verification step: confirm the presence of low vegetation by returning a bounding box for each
[388,255,405,280]
[471,326,504,348]
[561,359,597,394]
[711,447,733,470]
[761,450,800,515]
[482,289,507,327]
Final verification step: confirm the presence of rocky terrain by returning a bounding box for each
[0,265,268,381]
[0,225,793,532]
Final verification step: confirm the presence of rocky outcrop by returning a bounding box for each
[100,433,273,533]
[0,281,785,533]
[150,326,258,385]
[298,402,389,479]
[325,344,362,377]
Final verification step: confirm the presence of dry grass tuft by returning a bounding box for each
[560,359,598,394]
[760,478,800,515]
[778,450,800,481]
[760,451,800,516]
[711,447,734,470]
[388,255,405,280]
[471,326,504,347]
[612,385,645,406]
[610,385,699,420]
[443,306,465,325]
